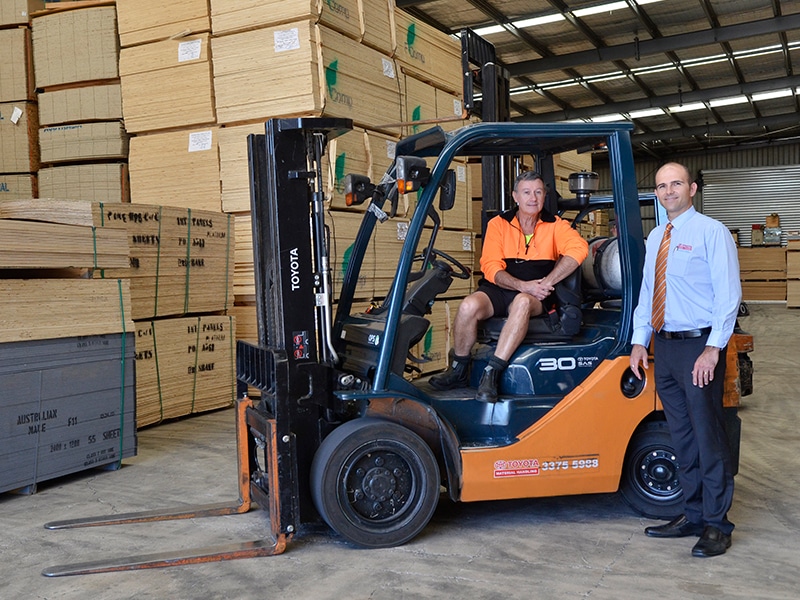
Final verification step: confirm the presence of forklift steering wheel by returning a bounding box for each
[430,249,471,280]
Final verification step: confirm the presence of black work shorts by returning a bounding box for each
[476,280,521,318]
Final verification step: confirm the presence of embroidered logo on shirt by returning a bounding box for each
[676,243,693,252]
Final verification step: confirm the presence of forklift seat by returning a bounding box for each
[477,269,583,343]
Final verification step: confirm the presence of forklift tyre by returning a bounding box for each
[310,418,440,548]
[619,421,683,520]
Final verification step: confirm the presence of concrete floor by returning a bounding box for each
[1,303,798,600]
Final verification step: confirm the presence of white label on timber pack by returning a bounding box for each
[381,58,396,79]
[274,28,301,53]
[462,235,472,251]
[10,106,23,124]
[188,131,213,152]
[386,140,396,160]
[396,222,408,241]
[453,99,462,116]
[178,39,202,62]
[457,165,466,182]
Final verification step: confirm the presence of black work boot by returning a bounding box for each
[429,352,470,390]
[475,355,508,403]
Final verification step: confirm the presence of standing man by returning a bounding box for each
[430,171,588,402]
[630,162,741,558]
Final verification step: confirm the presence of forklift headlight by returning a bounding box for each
[396,156,430,194]
[344,174,375,206]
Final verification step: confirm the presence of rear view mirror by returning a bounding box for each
[344,174,375,206]
[438,169,456,211]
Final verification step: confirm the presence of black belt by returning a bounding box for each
[657,327,711,340]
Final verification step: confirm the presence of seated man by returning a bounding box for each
[430,171,589,402]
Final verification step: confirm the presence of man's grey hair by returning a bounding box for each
[513,170,545,191]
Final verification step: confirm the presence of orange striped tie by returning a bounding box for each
[651,223,673,332]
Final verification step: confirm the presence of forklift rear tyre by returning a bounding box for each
[619,421,683,520]
[310,418,440,548]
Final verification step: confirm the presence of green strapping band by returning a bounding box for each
[190,317,201,414]
[91,226,99,270]
[184,209,192,315]
[117,279,127,459]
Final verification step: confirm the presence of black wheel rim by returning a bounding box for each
[632,447,681,501]
[338,441,423,528]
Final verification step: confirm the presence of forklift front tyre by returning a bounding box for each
[310,418,440,548]
[619,421,683,520]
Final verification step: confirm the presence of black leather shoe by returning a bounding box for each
[692,526,731,557]
[645,515,704,538]
[475,367,499,403]
[429,360,469,391]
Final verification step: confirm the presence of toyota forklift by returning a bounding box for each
[42,117,753,576]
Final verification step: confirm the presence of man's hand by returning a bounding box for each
[518,278,554,301]
[692,346,720,388]
[630,344,649,380]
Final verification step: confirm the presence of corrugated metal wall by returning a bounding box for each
[594,142,800,244]
[702,166,800,246]
[596,142,800,189]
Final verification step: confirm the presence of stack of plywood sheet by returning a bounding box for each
[133,315,236,428]
[0,194,137,492]
[0,14,38,198]
[1,333,137,495]
[32,2,129,202]
[0,6,39,193]
[128,126,221,212]
[211,21,402,132]
[738,246,787,301]
[787,239,800,308]
[0,198,235,321]
[0,217,128,270]
[115,0,219,211]
[393,9,462,95]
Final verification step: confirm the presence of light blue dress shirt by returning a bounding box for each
[632,206,741,349]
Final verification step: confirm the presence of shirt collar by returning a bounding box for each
[501,205,556,224]
[668,205,697,230]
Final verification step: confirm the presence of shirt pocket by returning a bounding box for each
[667,248,692,277]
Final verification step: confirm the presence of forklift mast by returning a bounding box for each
[238,117,354,533]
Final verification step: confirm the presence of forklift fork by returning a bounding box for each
[41,397,288,577]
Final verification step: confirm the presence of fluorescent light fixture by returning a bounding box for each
[585,73,627,83]
[668,102,706,113]
[752,89,793,101]
[628,107,665,118]
[472,24,505,36]
[574,1,629,18]
[709,95,748,107]
[591,113,625,122]
[515,14,565,28]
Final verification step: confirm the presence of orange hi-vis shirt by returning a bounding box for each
[479,207,589,284]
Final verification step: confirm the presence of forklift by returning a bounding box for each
[42,116,753,575]
[41,31,753,574]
